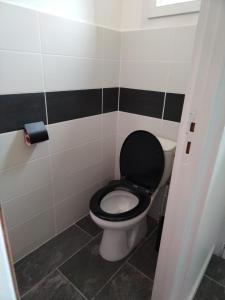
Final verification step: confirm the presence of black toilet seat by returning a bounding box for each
[89,180,151,222]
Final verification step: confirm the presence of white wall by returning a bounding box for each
[116,24,196,173]
[1,0,122,30]
[0,0,199,262]
[0,2,120,261]
[121,0,199,30]
[0,216,17,300]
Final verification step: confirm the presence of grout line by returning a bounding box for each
[53,178,104,208]
[19,232,100,298]
[92,263,126,299]
[126,227,158,262]
[92,225,158,298]
[161,92,167,120]
[20,268,58,298]
[0,153,51,173]
[73,212,90,225]
[0,49,119,62]
[73,223,93,239]
[57,269,88,300]
[14,221,89,264]
[36,11,48,125]
[19,220,157,298]
[8,175,102,235]
[204,274,225,289]
[7,205,53,232]
[127,262,154,282]
[56,232,102,271]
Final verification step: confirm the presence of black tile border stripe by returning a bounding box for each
[47,89,102,124]
[0,88,184,134]
[0,93,46,134]
[163,93,185,123]
[119,87,184,123]
[103,88,119,113]
[119,88,165,119]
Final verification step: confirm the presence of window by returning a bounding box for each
[148,0,201,18]
[156,0,196,6]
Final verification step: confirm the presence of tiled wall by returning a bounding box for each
[115,25,196,177]
[0,2,196,261]
[0,2,120,261]
[115,26,196,219]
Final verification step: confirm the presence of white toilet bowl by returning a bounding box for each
[89,131,176,261]
[90,189,158,261]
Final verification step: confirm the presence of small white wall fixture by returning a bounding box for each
[152,0,225,300]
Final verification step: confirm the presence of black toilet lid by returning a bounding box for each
[120,130,165,192]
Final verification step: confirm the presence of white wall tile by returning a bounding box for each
[103,60,120,88]
[51,140,102,181]
[160,119,180,141]
[55,182,103,233]
[53,163,103,203]
[0,157,51,203]
[167,62,191,94]
[121,28,173,61]
[120,60,169,91]
[0,2,40,52]
[8,209,54,261]
[171,26,196,62]
[48,115,101,155]
[43,55,103,91]
[39,13,104,58]
[102,157,115,181]
[0,51,44,94]
[102,112,118,139]
[117,112,164,138]
[2,184,53,230]
[102,136,116,180]
[0,130,49,171]
[117,112,179,141]
[103,28,121,60]
[102,136,116,162]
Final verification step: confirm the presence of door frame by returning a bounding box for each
[152,0,225,299]
[0,207,19,300]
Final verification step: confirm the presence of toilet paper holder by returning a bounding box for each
[23,121,49,146]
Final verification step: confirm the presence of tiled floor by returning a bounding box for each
[15,215,158,300]
[194,255,225,300]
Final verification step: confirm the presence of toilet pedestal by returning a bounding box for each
[99,217,147,261]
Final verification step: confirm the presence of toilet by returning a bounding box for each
[90,130,176,261]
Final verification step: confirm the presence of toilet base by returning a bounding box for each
[99,217,147,261]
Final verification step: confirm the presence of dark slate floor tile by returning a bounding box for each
[15,225,90,296]
[60,236,125,299]
[129,233,158,280]
[76,214,102,237]
[146,216,158,238]
[194,276,225,300]
[22,270,84,300]
[95,263,153,300]
[205,255,225,286]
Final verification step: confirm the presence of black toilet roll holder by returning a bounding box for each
[23,121,49,146]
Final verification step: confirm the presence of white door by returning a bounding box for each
[0,207,18,300]
[152,0,225,299]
